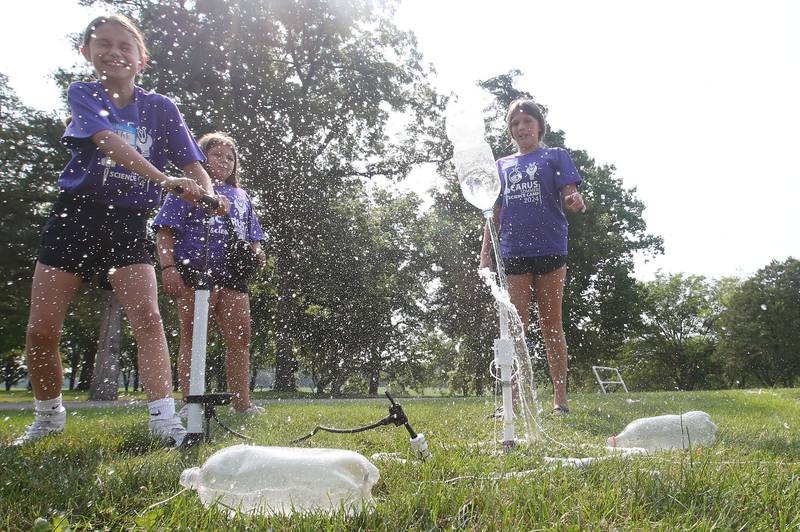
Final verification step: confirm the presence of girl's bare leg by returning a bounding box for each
[506,273,534,405]
[25,263,83,400]
[212,288,252,411]
[507,273,534,331]
[109,264,173,400]
[175,288,197,399]
[533,265,568,409]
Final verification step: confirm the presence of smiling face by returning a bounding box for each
[81,21,145,83]
[509,111,542,153]
[206,143,237,184]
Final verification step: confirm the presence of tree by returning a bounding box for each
[1,348,27,391]
[293,184,429,395]
[60,290,105,391]
[89,291,124,400]
[716,258,800,387]
[620,273,722,391]
[82,0,447,390]
[0,73,68,360]
[420,178,497,395]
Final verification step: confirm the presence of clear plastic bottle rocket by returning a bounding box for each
[445,99,500,214]
[180,445,380,516]
[607,411,717,452]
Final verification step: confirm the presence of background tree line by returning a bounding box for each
[1,0,798,394]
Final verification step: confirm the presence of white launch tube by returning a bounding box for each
[186,288,211,435]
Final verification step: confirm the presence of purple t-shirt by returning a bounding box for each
[496,147,582,258]
[60,81,204,210]
[153,183,265,277]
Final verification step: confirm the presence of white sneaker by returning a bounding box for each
[233,404,264,416]
[12,408,67,446]
[149,415,187,447]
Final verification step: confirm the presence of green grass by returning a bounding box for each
[2,389,800,530]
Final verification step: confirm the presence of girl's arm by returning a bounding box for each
[182,161,230,215]
[561,183,587,213]
[479,203,502,269]
[90,129,205,202]
[155,227,186,296]
[181,160,214,196]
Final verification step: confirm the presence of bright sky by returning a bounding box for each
[2,0,798,280]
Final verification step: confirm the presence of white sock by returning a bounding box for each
[35,395,65,415]
[148,397,176,422]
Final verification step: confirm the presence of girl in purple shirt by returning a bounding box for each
[155,133,266,414]
[479,99,586,415]
[15,14,228,447]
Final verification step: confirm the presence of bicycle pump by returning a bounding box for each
[179,194,249,447]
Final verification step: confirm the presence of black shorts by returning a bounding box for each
[503,255,567,276]
[38,192,154,285]
[176,263,249,294]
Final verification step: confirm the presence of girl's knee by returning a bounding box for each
[127,306,164,332]
[226,334,251,353]
[26,322,60,347]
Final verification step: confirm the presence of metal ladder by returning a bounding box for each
[592,366,629,393]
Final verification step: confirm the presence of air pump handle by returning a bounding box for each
[172,185,220,215]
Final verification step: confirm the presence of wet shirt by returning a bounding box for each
[496,147,582,258]
[153,183,265,277]
[60,80,204,210]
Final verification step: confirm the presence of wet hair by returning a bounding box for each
[81,14,149,67]
[198,132,240,187]
[505,99,547,144]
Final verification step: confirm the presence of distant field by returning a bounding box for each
[2,388,799,529]
[0,386,450,404]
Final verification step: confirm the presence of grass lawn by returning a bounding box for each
[2,388,799,529]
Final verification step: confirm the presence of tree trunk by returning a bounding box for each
[68,350,80,390]
[368,354,381,396]
[273,278,297,391]
[77,346,96,392]
[89,291,123,400]
[475,371,484,396]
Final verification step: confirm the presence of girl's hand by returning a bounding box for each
[479,253,495,272]
[214,195,231,216]
[250,243,267,267]
[564,191,587,213]
[161,265,186,297]
[164,177,204,202]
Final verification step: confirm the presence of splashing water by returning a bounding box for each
[478,268,542,445]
